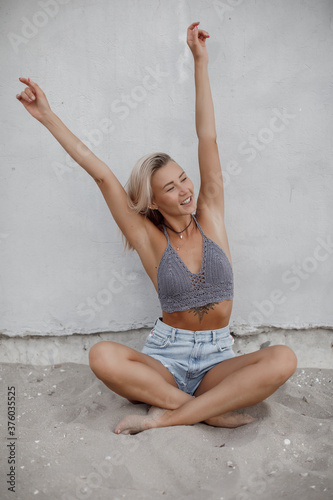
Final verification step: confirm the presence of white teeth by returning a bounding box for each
[181,197,191,205]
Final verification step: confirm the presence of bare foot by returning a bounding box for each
[114,406,167,435]
[115,407,256,434]
[204,411,257,428]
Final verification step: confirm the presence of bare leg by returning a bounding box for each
[89,340,251,435]
[88,340,193,409]
[114,345,297,434]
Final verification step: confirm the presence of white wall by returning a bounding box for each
[1,0,332,336]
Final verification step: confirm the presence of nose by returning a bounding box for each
[179,183,188,195]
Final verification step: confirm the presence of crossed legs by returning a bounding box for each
[88,341,297,434]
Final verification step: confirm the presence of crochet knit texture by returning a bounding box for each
[157,216,234,313]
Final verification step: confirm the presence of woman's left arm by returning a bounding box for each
[187,22,225,218]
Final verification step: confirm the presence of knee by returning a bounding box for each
[268,345,298,384]
[89,341,115,377]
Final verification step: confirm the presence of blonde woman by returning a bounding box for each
[16,22,297,434]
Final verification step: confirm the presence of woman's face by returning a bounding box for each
[150,161,196,216]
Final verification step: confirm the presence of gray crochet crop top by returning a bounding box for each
[157,215,234,313]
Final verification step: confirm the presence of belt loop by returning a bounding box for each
[171,328,176,343]
[212,330,216,344]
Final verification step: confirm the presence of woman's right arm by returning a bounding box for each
[16,77,150,249]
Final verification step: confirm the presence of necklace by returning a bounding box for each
[163,216,193,240]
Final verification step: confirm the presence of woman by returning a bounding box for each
[16,22,297,435]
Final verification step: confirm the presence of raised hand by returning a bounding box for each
[187,22,210,63]
[16,77,52,122]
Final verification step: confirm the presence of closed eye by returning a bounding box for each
[165,173,187,192]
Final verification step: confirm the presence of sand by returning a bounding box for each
[0,362,332,500]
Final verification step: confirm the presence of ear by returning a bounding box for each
[149,200,159,210]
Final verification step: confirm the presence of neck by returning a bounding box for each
[163,214,194,237]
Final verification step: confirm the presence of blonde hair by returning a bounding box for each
[124,152,174,250]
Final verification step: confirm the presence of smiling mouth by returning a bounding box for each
[180,196,192,205]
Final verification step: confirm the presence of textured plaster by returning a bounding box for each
[1,0,332,336]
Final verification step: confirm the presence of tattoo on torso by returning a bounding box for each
[188,302,219,322]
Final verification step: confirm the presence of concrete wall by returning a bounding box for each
[1,0,332,337]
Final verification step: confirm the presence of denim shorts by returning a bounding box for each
[141,318,236,396]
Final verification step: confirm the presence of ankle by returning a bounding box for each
[151,409,173,429]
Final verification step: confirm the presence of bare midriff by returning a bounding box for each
[161,299,233,331]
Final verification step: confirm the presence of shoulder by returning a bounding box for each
[194,208,224,235]
[133,216,167,265]
[195,209,232,263]
[134,216,165,252]
[132,217,169,287]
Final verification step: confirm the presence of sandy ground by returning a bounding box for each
[0,362,332,500]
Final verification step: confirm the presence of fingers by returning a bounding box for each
[187,22,210,39]
[16,88,36,103]
[188,21,200,31]
[19,76,39,90]
[196,26,210,38]
[198,30,210,39]
[16,77,37,103]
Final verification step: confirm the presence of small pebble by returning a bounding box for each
[284,439,291,445]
